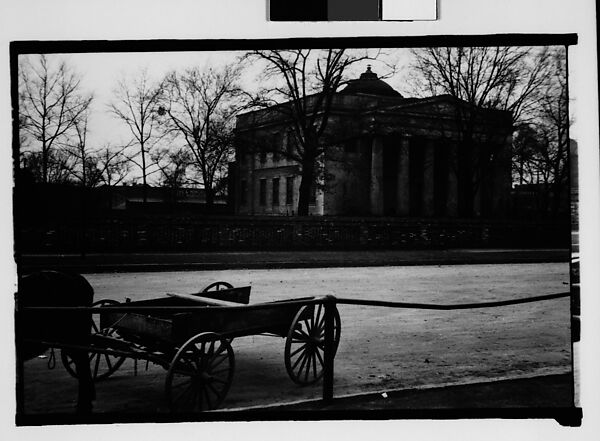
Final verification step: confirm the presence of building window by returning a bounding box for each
[240,179,247,205]
[259,148,267,164]
[286,176,294,205]
[272,133,282,162]
[259,179,267,206]
[272,177,280,206]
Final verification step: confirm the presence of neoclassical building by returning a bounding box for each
[232,67,513,217]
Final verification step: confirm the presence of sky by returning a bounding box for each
[16,46,566,186]
[18,48,413,161]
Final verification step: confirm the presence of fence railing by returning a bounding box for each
[18,216,570,252]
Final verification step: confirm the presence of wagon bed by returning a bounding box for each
[100,288,310,345]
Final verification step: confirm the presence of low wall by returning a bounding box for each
[17,215,570,253]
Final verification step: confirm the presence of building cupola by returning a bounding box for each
[340,65,403,97]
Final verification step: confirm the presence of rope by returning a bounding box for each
[336,291,570,310]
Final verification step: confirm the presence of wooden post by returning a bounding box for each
[322,296,335,403]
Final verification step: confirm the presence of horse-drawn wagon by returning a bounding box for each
[56,281,341,412]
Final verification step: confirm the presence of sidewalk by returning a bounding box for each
[16,373,581,426]
[250,373,580,426]
[18,248,569,273]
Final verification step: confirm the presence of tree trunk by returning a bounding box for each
[205,187,214,207]
[42,147,48,184]
[141,143,148,204]
[297,158,315,216]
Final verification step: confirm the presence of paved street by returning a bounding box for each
[22,262,572,414]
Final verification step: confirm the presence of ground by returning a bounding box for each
[21,262,572,415]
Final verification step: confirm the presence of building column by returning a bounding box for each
[423,139,435,217]
[492,134,512,217]
[370,137,384,215]
[396,136,410,216]
[447,142,458,217]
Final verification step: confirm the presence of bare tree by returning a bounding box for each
[512,123,543,185]
[246,49,387,215]
[539,50,569,215]
[512,48,569,215]
[20,149,74,184]
[151,148,191,189]
[96,144,131,187]
[19,54,93,183]
[62,111,104,188]
[109,69,163,203]
[410,46,554,216]
[158,64,245,206]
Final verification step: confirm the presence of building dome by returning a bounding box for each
[340,65,402,97]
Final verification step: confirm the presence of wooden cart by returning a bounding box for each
[61,282,341,412]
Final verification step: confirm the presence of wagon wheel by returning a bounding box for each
[202,281,234,292]
[201,281,236,345]
[165,332,235,412]
[61,299,127,381]
[284,303,341,386]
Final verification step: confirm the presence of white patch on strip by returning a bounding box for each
[382,0,438,21]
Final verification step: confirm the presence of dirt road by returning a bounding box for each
[21,262,572,414]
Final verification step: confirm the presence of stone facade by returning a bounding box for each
[233,67,513,218]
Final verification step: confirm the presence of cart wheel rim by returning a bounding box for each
[284,303,341,386]
[202,282,234,292]
[60,299,126,381]
[165,332,235,412]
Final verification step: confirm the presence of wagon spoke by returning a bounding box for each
[291,349,308,371]
[213,343,227,356]
[292,328,310,340]
[314,346,324,367]
[291,338,309,344]
[174,383,193,407]
[198,385,207,410]
[206,382,221,400]
[104,353,113,370]
[209,366,232,376]
[208,353,229,370]
[315,315,325,335]
[314,304,322,331]
[171,378,193,390]
[207,340,215,358]
[302,318,312,331]
[289,343,307,358]
[296,349,310,377]
[202,387,213,410]
[92,353,101,378]
[186,387,198,410]
[171,359,196,376]
[312,349,317,379]
[192,342,205,359]
[304,351,315,382]
[211,376,229,385]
